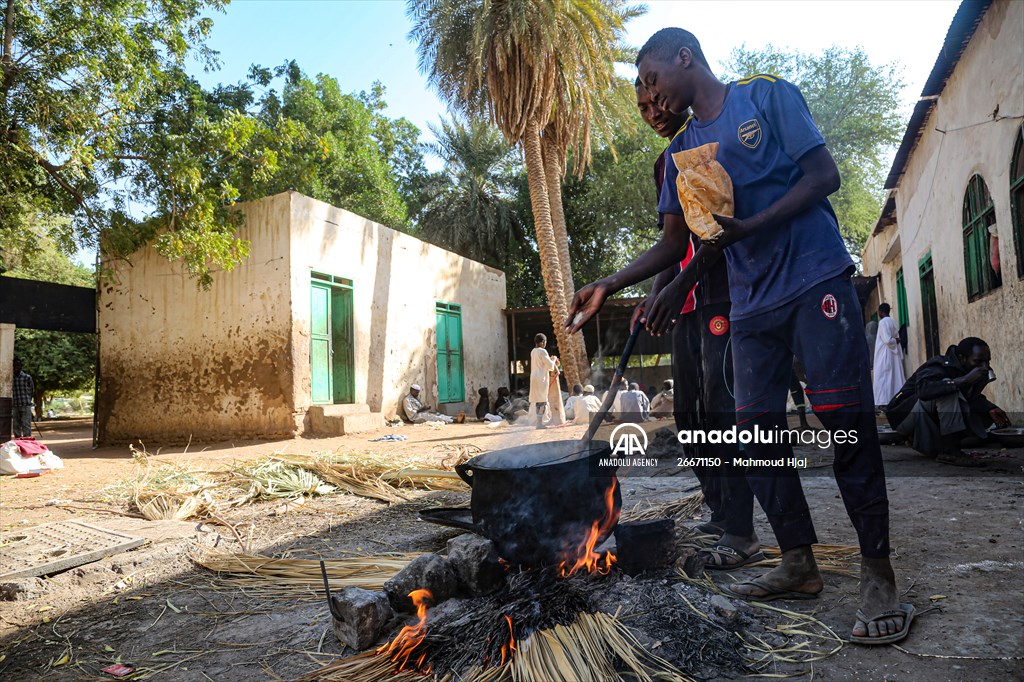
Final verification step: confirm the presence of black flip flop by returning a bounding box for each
[850,603,916,645]
[720,578,820,602]
[700,545,767,571]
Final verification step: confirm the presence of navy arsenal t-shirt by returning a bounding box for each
[658,75,853,321]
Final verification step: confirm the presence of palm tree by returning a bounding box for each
[407,0,641,388]
[415,117,522,268]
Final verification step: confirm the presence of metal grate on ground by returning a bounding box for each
[0,521,146,580]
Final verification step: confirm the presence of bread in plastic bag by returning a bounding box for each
[671,142,734,242]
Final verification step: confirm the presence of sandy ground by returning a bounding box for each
[0,417,1022,680]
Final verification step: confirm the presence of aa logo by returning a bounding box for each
[738,119,762,148]
[610,423,649,456]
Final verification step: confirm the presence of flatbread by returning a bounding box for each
[671,142,734,241]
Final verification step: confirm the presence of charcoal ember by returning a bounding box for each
[384,553,458,613]
[446,534,505,597]
[674,547,707,578]
[330,587,393,650]
[615,519,677,575]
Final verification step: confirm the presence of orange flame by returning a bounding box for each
[376,588,432,673]
[499,615,516,666]
[558,478,619,577]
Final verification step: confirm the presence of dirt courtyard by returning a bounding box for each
[1,417,1022,680]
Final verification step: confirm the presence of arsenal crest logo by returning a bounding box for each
[738,119,762,149]
[821,294,839,319]
[709,315,729,336]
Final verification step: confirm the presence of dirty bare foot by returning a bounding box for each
[852,556,904,639]
[700,532,761,567]
[727,545,823,598]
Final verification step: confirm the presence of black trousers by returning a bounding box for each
[731,273,890,558]
[673,303,755,536]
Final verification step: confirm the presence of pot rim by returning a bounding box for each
[464,439,612,471]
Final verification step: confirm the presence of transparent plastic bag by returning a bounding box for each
[671,142,734,241]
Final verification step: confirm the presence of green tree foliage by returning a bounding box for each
[4,227,96,412]
[722,45,905,252]
[562,106,667,296]
[231,65,425,230]
[414,117,523,267]
[502,88,669,308]
[0,0,259,285]
[1,2,425,286]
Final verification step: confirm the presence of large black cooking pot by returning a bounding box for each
[447,440,620,566]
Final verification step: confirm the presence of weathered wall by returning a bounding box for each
[861,222,908,374]
[288,193,508,423]
[97,194,296,442]
[888,0,1024,411]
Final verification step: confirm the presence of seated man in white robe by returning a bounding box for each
[402,384,454,424]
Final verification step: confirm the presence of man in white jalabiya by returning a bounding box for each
[529,333,557,429]
[402,384,454,423]
[872,303,905,407]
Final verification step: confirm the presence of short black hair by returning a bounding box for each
[636,28,710,70]
[878,303,891,314]
[956,337,988,358]
[572,383,583,395]
[629,382,639,391]
[534,333,546,346]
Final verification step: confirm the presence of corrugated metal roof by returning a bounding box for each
[883,0,993,190]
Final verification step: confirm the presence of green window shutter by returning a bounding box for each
[962,175,997,300]
[895,267,909,327]
[1010,126,1024,278]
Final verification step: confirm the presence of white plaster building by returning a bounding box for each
[97,191,508,442]
[861,0,1024,412]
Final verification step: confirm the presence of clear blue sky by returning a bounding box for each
[192,0,963,154]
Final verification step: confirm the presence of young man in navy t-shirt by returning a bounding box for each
[635,79,761,569]
[567,28,911,644]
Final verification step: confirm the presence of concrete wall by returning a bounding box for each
[97,194,297,442]
[884,0,1024,411]
[287,193,508,422]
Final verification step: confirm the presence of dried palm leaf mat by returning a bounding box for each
[301,570,706,682]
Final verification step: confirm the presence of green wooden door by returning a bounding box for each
[895,267,909,327]
[436,303,464,403]
[311,284,333,404]
[919,254,940,359]
[331,287,355,404]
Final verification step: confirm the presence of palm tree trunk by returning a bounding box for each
[542,135,590,383]
[521,121,580,389]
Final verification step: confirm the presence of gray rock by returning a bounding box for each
[673,547,706,578]
[330,587,393,650]
[0,577,48,601]
[446,534,505,597]
[383,554,458,613]
[709,594,741,623]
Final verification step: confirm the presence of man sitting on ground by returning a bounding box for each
[885,337,1010,467]
[649,379,674,417]
[614,381,651,423]
[402,384,454,424]
[564,384,585,422]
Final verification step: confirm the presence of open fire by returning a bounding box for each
[376,588,433,673]
[557,478,620,577]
